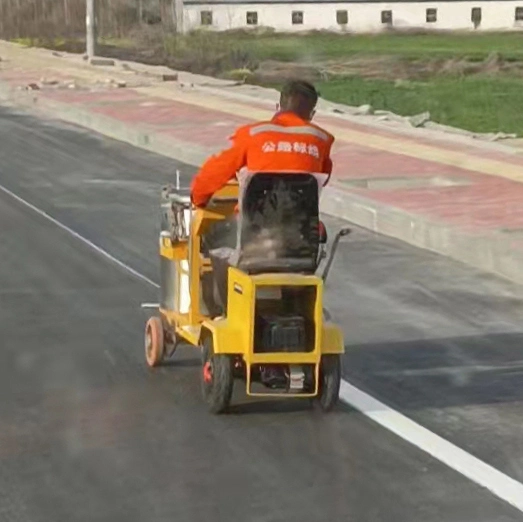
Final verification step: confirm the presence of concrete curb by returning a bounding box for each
[321,185,523,284]
[1,80,522,285]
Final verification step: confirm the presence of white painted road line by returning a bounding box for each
[340,381,523,512]
[0,184,159,290]
[3,181,523,515]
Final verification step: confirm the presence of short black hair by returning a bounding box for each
[280,80,319,109]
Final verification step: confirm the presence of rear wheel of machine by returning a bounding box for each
[315,355,341,412]
[201,336,234,414]
[145,316,165,367]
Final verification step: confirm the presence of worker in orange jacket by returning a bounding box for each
[193,80,334,323]
[190,79,335,208]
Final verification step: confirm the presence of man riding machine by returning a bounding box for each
[144,81,349,413]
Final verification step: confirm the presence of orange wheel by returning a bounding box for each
[145,316,165,368]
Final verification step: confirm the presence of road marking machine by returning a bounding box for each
[144,173,350,413]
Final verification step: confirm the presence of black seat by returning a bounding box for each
[207,173,321,315]
[236,172,320,274]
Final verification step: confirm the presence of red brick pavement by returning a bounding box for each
[5,72,523,236]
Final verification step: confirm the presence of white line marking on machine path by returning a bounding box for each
[0,184,159,289]
[2,181,523,514]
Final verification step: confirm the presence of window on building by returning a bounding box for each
[426,8,437,22]
[381,10,392,24]
[200,10,213,25]
[336,10,348,25]
[292,11,304,24]
[471,7,482,27]
[246,11,258,25]
[516,6,523,20]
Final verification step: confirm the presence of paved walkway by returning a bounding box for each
[2,41,523,283]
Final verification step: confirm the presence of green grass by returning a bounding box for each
[11,36,68,47]
[230,30,523,62]
[316,75,523,135]
[99,36,135,48]
[160,30,523,64]
[162,31,523,134]
[226,31,523,135]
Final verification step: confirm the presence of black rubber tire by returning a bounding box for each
[201,336,234,414]
[315,354,341,412]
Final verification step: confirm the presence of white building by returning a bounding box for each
[183,0,523,32]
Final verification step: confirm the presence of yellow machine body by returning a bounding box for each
[151,181,345,406]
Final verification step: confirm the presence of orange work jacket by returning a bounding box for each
[190,111,335,207]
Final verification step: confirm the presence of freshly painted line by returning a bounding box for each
[3,181,523,514]
[339,381,523,512]
[0,184,159,290]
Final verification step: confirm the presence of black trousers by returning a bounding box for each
[202,217,238,316]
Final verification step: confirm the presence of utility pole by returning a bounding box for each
[64,0,70,26]
[86,0,97,59]
[173,0,184,34]
[138,0,144,24]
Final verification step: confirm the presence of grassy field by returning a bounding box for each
[19,30,523,135]
[160,30,523,136]
[238,31,523,135]
[237,30,523,62]
[316,75,523,134]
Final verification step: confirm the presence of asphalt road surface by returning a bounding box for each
[1,106,523,522]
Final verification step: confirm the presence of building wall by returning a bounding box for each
[183,1,523,32]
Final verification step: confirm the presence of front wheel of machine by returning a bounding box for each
[315,355,342,412]
[201,337,234,414]
[145,317,165,368]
